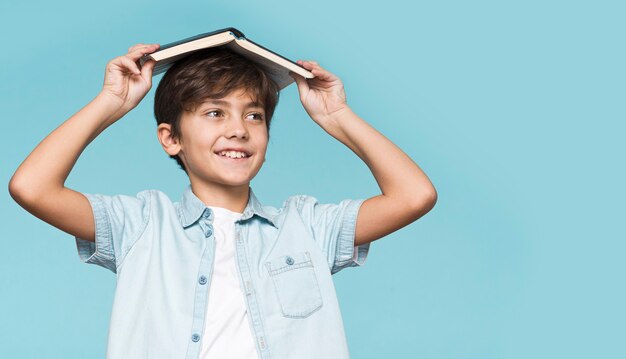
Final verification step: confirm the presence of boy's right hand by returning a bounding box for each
[100,43,160,117]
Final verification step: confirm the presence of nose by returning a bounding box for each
[226,117,249,139]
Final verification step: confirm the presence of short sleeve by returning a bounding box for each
[74,191,152,274]
[296,195,370,275]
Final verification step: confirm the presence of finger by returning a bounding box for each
[297,60,313,72]
[116,55,141,75]
[126,44,160,62]
[140,59,156,81]
[309,66,337,82]
[128,43,146,52]
[290,71,309,94]
[127,43,157,53]
[299,60,316,69]
[300,61,326,76]
[304,60,319,66]
[132,43,160,56]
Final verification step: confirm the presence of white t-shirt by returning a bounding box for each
[199,206,259,359]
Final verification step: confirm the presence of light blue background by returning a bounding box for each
[2,0,624,358]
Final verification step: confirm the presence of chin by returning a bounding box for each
[218,177,253,187]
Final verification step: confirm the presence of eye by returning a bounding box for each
[246,112,264,121]
[205,110,223,118]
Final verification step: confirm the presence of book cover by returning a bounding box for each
[140,28,314,90]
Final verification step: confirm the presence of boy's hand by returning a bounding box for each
[291,60,350,127]
[100,43,160,117]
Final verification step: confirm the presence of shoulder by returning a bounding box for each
[274,194,363,224]
[250,194,308,227]
[84,189,154,212]
[143,189,181,214]
[281,194,363,213]
[279,194,319,210]
[274,194,315,216]
[125,188,179,204]
[96,188,176,216]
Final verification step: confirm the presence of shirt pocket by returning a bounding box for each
[264,251,324,318]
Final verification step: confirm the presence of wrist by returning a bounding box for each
[317,105,352,129]
[315,106,358,144]
[94,92,129,124]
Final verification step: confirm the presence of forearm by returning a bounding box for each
[9,92,123,199]
[321,107,437,205]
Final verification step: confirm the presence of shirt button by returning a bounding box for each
[205,227,213,237]
[202,209,213,219]
[199,276,207,285]
[191,333,200,342]
[285,256,294,265]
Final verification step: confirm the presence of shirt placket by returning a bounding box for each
[185,208,217,359]
[234,219,271,359]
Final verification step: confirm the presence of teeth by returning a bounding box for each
[219,151,248,159]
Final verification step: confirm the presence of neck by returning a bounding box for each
[189,181,250,213]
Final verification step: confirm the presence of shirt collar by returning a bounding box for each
[177,184,278,228]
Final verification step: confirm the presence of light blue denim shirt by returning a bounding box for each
[75,184,370,358]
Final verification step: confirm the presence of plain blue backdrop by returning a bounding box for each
[2,0,624,358]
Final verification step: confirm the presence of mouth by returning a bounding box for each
[214,150,252,162]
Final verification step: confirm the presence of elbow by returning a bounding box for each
[422,189,438,212]
[8,175,26,205]
[10,172,65,208]
[426,189,438,211]
[407,186,438,215]
[8,174,37,206]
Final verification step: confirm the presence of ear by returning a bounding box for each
[157,123,182,156]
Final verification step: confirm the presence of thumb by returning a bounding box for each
[290,71,309,97]
[141,59,156,82]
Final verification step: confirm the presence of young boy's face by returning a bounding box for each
[169,88,269,190]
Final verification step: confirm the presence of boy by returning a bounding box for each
[9,43,437,358]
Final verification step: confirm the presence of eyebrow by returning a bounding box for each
[200,99,264,109]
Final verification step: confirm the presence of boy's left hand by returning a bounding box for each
[291,60,350,127]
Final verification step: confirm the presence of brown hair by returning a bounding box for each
[154,47,280,173]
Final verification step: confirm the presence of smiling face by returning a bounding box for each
[159,88,269,193]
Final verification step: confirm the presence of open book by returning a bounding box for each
[140,28,314,90]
